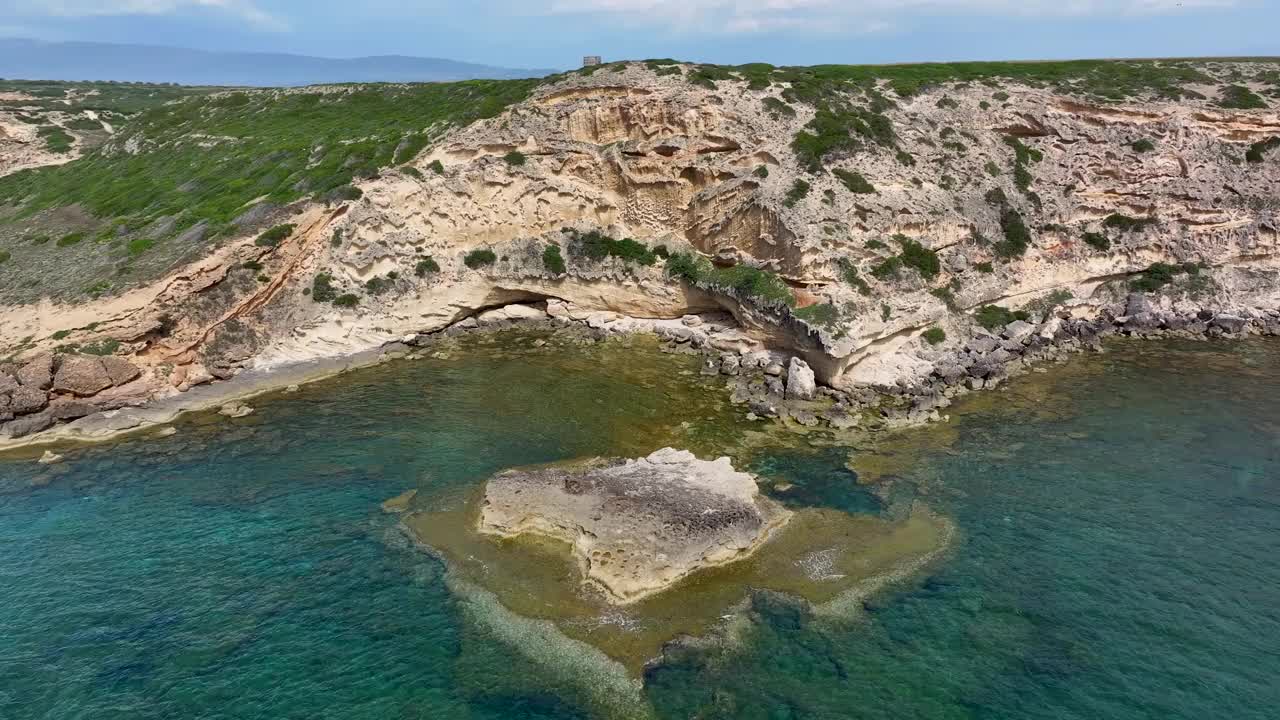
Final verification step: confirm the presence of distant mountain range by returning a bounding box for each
[0,38,558,86]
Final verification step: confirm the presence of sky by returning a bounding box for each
[1,0,1277,70]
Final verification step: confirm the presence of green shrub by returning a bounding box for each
[653,245,670,259]
[365,276,391,294]
[975,261,994,273]
[542,244,566,274]
[794,303,839,327]
[995,209,1031,258]
[51,329,72,340]
[984,187,1008,206]
[665,252,702,282]
[936,97,959,110]
[974,304,1029,331]
[865,239,887,250]
[753,165,769,179]
[881,304,892,322]
[333,293,359,308]
[922,327,946,345]
[56,232,86,247]
[791,107,895,171]
[0,250,9,264]
[992,91,1010,102]
[1218,85,1266,110]
[38,125,74,153]
[784,179,811,207]
[255,224,295,247]
[985,161,1002,177]
[898,237,941,279]
[414,256,440,276]
[1131,139,1156,153]
[871,256,903,280]
[402,166,424,179]
[833,169,876,194]
[1246,137,1279,163]
[428,160,445,174]
[241,260,263,271]
[80,339,121,356]
[838,259,871,295]
[127,237,155,256]
[1103,214,1156,232]
[311,272,337,302]
[762,97,796,118]
[328,185,363,202]
[930,287,959,311]
[664,252,794,308]
[1129,262,1201,292]
[29,234,51,245]
[1082,232,1111,251]
[503,150,527,166]
[576,230,656,265]
[463,249,497,268]
[895,150,916,166]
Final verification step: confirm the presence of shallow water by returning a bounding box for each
[2,334,1279,719]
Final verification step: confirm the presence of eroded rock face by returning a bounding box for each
[478,447,791,604]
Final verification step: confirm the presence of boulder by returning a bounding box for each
[100,356,142,386]
[1125,293,1153,317]
[966,335,999,354]
[9,386,48,415]
[17,354,53,389]
[219,402,255,418]
[1211,314,1248,334]
[785,358,816,401]
[52,355,113,397]
[719,354,741,376]
[5,411,54,438]
[47,399,97,421]
[1004,320,1036,343]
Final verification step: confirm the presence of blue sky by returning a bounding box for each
[2,1,1277,70]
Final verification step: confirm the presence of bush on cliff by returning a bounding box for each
[542,244,566,275]
[974,304,1029,331]
[463,249,497,268]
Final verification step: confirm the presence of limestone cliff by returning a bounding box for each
[3,60,1280,441]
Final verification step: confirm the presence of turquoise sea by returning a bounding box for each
[1,334,1277,719]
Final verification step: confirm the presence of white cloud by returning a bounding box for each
[545,0,1239,33]
[21,0,289,32]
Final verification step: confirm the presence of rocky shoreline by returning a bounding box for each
[1,290,1275,455]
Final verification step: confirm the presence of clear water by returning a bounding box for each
[2,335,1278,719]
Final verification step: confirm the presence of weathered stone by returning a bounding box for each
[1125,293,1153,317]
[764,375,785,397]
[52,355,113,397]
[966,335,999,354]
[47,399,97,421]
[1212,314,1248,333]
[17,354,54,390]
[5,412,54,438]
[789,409,820,427]
[219,402,255,418]
[719,354,741,376]
[0,373,17,395]
[1004,320,1036,343]
[764,362,784,377]
[99,356,142,386]
[9,386,48,415]
[477,448,791,604]
[785,357,816,400]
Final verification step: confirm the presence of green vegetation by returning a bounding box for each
[1103,214,1157,232]
[881,304,892,322]
[80,339,121,356]
[784,179,811,207]
[895,150,916,166]
[0,250,9,264]
[1131,138,1156,153]
[794,303,839,327]
[1218,84,1267,109]
[753,165,770,179]
[665,253,795,308]
[833,169,876,194]
[311,272,337,302]
[985,161,1002,177]
[65,117,103,131]
[574,230,657,265]
[503,150,527,166]
[414,256,440,277]
[0,79,541,267]
[364,276,392,295]
[333,293,359,308]
[254,223,295,247]
[1004,137,1042,193]
[992,91,1010,102]
[542,244,566,274]
[401,166,424,180]
[38,125,75,153]
[974,304,1030,331]
[428,160,445,174]
[791,106,895,171]
[463,249,497,269]
[1026,289,1074,318]
[56,232,86,247]
[935,96,959,109]
[240,260,263,271]
[995,209,1032,259]
[897,236,941,279]
[922,327,946,345]
[838,260,872,295]
[975,261,994,273]
[1129,262,1202,292]
[1082,232,1111,251]
[1246,137,1280,163]
[930,287,959,312]
[871,256,903,280]
[762,97,796,119]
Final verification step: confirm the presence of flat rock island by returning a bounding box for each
[478,448,792,604]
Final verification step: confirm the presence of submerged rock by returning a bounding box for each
[218,402,255,418]
[478,448,792,604]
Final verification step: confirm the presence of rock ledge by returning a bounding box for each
[478,448,791,604]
